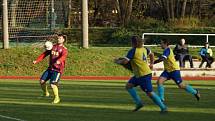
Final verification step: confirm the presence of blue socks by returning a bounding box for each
[127,88,142,105]
[185,85,197,95]
[128,88,167,111]
[150,92,167,110]
[158,84,165,101]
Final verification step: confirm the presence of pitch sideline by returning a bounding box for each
[0,114,26,121]
[0,76,215,80]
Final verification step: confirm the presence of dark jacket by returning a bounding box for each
[173,44,189,55]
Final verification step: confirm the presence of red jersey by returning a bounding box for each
[35,44,68,73]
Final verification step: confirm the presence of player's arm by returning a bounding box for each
[154,48,170,64]
[154,56,165,64]
[148,53,154,69]
[114,57,129,65]
[33,50,50,64]
[56,48,68,64]
[146,48,154,69]
[114,48,135,65]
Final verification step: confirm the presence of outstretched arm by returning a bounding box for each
[115,48,135,65]
[33,50,50,64]
[154,56,165,64]
[114,57,129,65]
[148,52,154,69]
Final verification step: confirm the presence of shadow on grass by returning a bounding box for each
[0,102,214,121]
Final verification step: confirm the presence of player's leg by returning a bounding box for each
[157,71,168,102]
[140,75,167,112]
[171,70,200,101]
[126,76,143,111]
[178,83,200,101]
[50,71,61,104]
[40,70,50,97]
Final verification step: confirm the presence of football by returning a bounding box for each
[115,57,132,71]
[122,62,132,71]
[44,41,53,50]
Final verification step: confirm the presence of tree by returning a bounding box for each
[170,0,174,19]
[61,0,73,28]
[181,0,187,18]
[115,0,134,26]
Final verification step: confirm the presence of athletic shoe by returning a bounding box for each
[194,89,200,101]
[132,103,144,112]
[52,97,60,104]
[160,108,168,114]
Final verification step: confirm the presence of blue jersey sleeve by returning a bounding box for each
[126,48,136,60]
[162,48,170,59]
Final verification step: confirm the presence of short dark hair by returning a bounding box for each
[205,42,210,48]
[58,34,67,43]
[131,35,144,48]
[161,38,170,45]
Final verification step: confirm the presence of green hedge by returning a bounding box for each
[58,27,215,46]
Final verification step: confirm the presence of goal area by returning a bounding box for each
[0,0,72,46]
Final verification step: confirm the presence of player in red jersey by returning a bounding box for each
[33,34,68,104]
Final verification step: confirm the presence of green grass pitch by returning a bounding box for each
[0,79,215,121]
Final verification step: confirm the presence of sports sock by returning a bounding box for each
[52,85,59,98]
[127,88,142,105]
[157,84,165,101]
[185,85,197,95]
[150,92,167,110]
[41,83,49,95]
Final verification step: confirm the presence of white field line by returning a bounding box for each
[0,114,26,121]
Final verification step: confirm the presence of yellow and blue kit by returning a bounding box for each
[125,47,167,112]
[126,47,152,77]
[160,47,182,84]
[125,47,153,92]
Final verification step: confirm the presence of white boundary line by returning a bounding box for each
[0,114,26,121]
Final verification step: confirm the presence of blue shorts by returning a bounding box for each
[40,69,61,84]
[160,70,182,84]
[128,74,153,93]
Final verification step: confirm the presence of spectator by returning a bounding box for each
[173,38,194,68]
[199,42,214,68]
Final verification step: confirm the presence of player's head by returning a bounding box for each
[131,36,144,48]
[57,34,67,44]
[161,39,170,49]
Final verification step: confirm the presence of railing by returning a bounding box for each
[142,33,215,47]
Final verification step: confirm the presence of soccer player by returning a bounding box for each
[154,39,200,103]
[115,36,167,113]
[33,34,68,104]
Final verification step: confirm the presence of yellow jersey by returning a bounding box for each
[126,47,152,77]
[162,47,180,72]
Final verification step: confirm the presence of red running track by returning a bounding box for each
[0,76,215,80]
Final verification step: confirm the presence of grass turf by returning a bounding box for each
[0,46,205,76]
[0,79,215,121]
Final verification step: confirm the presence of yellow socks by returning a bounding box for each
[41,83,49,97]
[52,84,60,104]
